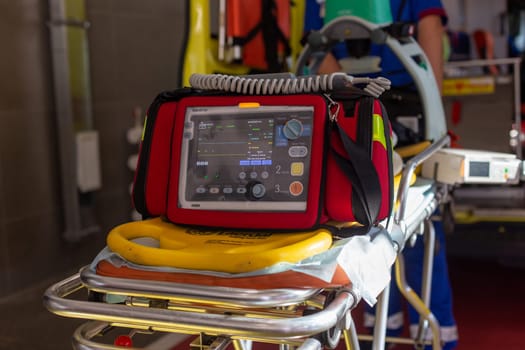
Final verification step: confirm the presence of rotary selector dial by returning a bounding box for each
[247,182,266,200]
[282,119,304,140]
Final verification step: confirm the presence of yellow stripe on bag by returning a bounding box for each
[372,113,387,149]
[141,115,148,141]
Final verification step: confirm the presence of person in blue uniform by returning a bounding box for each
[304,1,458,349]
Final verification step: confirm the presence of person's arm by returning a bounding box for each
[417,14,445,90]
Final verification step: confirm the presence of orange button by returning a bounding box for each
[289,181,304,196]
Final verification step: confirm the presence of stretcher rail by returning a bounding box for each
[396,134,450,224]
[80,267,322,308]
[387,135,450,252]
[44,272,357,340]
[72,321,324,350]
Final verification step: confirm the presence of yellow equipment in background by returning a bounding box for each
[181,0,305,86]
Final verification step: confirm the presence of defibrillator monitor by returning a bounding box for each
[179,105,315,211]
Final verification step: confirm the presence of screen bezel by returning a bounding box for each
[178,104,314,212]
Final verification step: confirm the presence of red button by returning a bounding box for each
[114,335,133,347]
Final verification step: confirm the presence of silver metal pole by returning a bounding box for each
[394,255,441,350]
[48,0,99,242]
[48,0,83,242]
[371,283,389,350]
[413,220,436,346]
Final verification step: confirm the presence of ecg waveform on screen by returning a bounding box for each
[197,119,274,161]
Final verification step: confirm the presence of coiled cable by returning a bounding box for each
[189,73,390,98]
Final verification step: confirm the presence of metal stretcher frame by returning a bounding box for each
[44,13,453,350]
[43,134,449,350]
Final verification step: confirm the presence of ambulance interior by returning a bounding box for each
[1,1,525,350]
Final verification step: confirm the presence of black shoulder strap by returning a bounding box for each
[330,99,382,228]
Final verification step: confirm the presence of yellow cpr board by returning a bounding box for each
[107,218,333,273]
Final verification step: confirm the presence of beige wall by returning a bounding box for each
[0,0,186,297]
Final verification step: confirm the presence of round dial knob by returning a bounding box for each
[282,119,304,140]
[247,182,266,200]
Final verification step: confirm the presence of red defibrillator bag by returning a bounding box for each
[132,77,393,234]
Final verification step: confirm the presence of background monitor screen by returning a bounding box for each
[469,161,490,177]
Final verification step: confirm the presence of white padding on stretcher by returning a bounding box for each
[91,226,396,306]
[336,231,396,305]
[400,178,435,216]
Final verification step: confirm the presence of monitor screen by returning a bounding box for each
[468,161,490,178]
[179,105,314,211]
